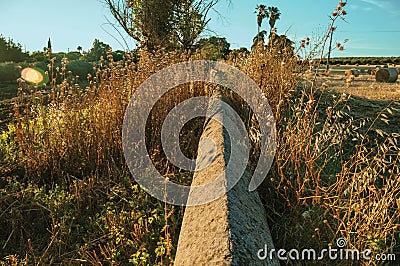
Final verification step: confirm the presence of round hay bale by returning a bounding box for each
[345,69,360,77]
[375,68,398,83]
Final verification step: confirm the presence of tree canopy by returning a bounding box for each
[0,35,28,63]
[196,36,230,60]
[84,39,112,62]
[105,0,221,51]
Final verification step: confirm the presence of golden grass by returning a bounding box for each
[316,73,400,101]
[0,45,399,265]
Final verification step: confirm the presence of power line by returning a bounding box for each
[338,30,400,33]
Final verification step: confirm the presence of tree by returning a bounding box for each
[112,50,126,61]
[254,5,280,47]
[104,0,221,51]
[48,38,52,52]
[77,46,83,54]
[84,39,111,62]
[0,35,28,63]
[29,51,46,62]
[66,51,82,61]
[196,36,230,60]
[267,6,280,37]
[255,4,267,45]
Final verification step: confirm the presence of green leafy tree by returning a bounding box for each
[29,51,46,62]
[112,50,126,61]
[0,35,28,63]
[66,60,94,81]
[196,36,230,60]
[77,46,83,54]
[84,39,111,62]
[105,0,222,51]
[66,51,82,61]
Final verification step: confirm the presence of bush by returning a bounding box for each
[66,60,94,81]
[66,51,82,61]
[0,62,20,82]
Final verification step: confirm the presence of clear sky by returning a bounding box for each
[0,0,399,57]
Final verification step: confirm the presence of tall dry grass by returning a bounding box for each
[0,37,399,265]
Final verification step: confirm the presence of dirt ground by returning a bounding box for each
[310,65,400,101]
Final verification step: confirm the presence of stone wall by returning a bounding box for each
[174,88,279,266]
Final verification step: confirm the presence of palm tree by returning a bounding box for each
[255,4,268,44]
[267,7,281,37]
[77,46,83,54]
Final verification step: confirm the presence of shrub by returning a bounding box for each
[0,62,20,82]
[66,60,94,81]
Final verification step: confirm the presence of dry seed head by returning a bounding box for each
[332,11,338,16]
[339,1,346,7]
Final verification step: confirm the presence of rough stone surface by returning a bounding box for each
[174,89,279,266]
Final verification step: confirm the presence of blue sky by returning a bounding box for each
[0,0,399,57]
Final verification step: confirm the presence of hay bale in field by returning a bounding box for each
[345,69,360,77]
[375,68,398,83]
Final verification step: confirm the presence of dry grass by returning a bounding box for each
[315,72,400,101]
[0,43,399,265]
